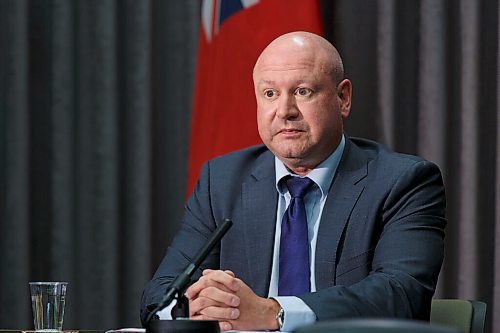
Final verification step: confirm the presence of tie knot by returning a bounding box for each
[285,176,314,198]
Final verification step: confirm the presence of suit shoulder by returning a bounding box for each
[348,137,442,174]
[211,144,270,164]
[190,144,274,204]
[350,137,424,163]
[204,144,274,180]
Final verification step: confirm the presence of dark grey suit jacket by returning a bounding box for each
[140,137,446,326]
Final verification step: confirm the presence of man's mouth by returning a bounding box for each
[277,128,304,137]
[279,128,303,133]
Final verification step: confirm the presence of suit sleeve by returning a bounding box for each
[299,159,446,320]
[140,161,221,326]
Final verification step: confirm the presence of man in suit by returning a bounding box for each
[140,31,446,331]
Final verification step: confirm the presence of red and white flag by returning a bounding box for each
[187,0,323,194]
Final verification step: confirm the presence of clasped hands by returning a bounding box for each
[185,269,281,331]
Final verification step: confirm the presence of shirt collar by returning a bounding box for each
[275,134,346,197]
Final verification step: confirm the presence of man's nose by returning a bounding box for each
[276,94,299,119]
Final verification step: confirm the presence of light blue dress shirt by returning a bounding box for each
[159,136,345,331]
[269,135,345,331]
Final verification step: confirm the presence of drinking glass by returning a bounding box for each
[29,282,68,332]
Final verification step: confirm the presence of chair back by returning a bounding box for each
[430,299,487,333]
[294,318,460,333]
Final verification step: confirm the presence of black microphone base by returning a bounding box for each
[147,319,220,333]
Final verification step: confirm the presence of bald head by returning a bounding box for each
[254,31,345,85]
[253,31,352,175]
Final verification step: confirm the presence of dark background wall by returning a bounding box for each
[0,0,499,332]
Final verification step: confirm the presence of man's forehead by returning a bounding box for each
[255,62,315,73]
[254,54,319,77]
[254,72,319,87]
[256,46,315,66]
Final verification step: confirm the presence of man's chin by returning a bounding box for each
[275,149,305,161]
[277,153,310,168]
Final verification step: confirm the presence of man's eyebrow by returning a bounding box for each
[256,79,276,86]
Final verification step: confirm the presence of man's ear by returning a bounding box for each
[337,79,352,118]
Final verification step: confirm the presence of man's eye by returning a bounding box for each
[296,88,311,96]
[265,90,275,98]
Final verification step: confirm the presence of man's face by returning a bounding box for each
[253,44,350,170]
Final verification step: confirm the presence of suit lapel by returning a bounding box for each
[315,139,369,289]
[241,151,277,296]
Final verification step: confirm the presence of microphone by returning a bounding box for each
[145,218,233,328]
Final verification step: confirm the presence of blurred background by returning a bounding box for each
[0,0,498,332]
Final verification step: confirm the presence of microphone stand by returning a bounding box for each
[146,219,233,333]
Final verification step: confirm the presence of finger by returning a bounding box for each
[190,313,216,321]
[199,305,240,321]
[201,270,240,292]
[200,276,235,293]
[219,321,233,332]
[185,280,204,300]
[186,277,234,300]
[189,296,224,316]
[203,269,235,277]
[224,270,235,277]
[199,286,240,307]
[185,274,219,299]
[186,271,239,299]
[202,269,215,275]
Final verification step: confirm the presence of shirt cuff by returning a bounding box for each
[272,296,317,331]
[156,299,177,319]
